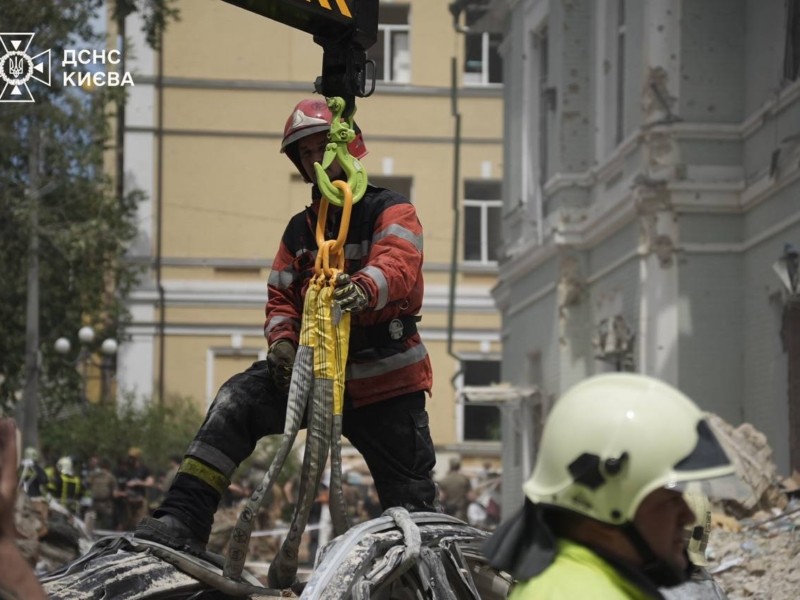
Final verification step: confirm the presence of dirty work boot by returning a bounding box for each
[134,514,207,557]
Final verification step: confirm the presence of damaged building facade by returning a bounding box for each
[491,0,800,513]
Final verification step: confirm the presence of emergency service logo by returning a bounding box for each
[0,33,51,103]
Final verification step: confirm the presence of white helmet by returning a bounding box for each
[524,373,738,525]
[57,456,74,476]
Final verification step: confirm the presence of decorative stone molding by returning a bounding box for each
[592,315,636,372]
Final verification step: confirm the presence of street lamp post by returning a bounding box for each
[55,326,118,404]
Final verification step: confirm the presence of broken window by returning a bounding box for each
[784,0,800,81]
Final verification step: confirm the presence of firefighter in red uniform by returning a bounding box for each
[136,98,436,555]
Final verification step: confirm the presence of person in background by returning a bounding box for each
[0,418,47,600]
[483,373,743,600]
[342,470,366,524]
[161,455,181,495]
[17,447,48,498]
[118,447,155,530]
[438,456,472,522]
[112,456,129,530]
[362,481,382,520]
[87,456,117,531]
[48,455,83,514]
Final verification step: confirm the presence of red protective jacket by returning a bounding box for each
[265,185,432,408]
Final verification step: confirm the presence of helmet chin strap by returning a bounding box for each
[621,522,691,588]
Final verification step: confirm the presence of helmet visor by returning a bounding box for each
[665,472,751,503]
[664,419,751,503]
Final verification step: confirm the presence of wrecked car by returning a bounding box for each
[41,510,514,599]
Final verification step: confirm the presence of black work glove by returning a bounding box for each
[266,340,296,393]
[333,273,370,314]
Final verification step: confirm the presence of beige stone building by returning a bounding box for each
[115,0,504,474]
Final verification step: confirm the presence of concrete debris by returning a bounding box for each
[780,470,800,494]
[706,413,787,516]
[711,512,742,533]
[706,499,800,599]
[700,414,800,600]
[14,413,799,600]
[208,503,281,564]
[14,493,90,575]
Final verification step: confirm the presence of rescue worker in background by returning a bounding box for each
[48,456,83,514]
[438,456,472,521]
[483,373,743,600]
[136,97,436,555]
[661,492,729,600]
[341,470,366,524]
[86,456,117,531]
[119,447,155,530]
[17,446,48,498]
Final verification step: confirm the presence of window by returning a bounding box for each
[461,359,501,441]
[368,4,410,83]
[536,27,549,184]
[464,180,502,264]
[615,0,627,144]
[785,0,800,81]
[463,4,503,85]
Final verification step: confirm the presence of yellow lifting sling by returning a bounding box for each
[224,99,365,590]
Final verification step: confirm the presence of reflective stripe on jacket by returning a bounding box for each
[48,474,83,512]
[509,540,656,600]
[265,185,432,407]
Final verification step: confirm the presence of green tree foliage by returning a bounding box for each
[0,0,177,415]
[113,0,180,50]
[40,393,203,475]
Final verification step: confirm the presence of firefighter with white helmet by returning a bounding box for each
[484,373,743,599]
[17,446,48,498]
[137,97,435,556]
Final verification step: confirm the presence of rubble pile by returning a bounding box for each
[207,503,281,562]
[12,412,798,598]
[704,414,800,599]
[14,493,90,574]
[708,501,800,600]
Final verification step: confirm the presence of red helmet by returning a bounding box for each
[280,98,368,182]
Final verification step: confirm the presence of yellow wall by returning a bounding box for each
[125,0,504,454]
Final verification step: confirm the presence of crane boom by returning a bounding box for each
[221,0,379,115]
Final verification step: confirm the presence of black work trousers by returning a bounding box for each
[157,360,438,541]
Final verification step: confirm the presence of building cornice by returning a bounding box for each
[124,321,501,343]
[124,125,502,146]
[133,75,503,99]
[128,280,499,312]
[123,257,487,275]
